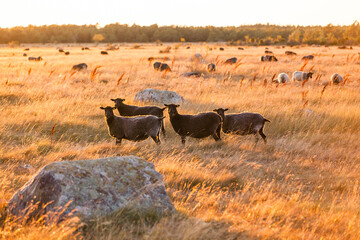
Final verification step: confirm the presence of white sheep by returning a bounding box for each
[275,73,290,83]
[292,71,313,82]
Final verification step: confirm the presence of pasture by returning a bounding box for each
[0,44,360,239]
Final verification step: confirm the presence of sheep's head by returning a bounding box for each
[213,108,228,119]
[111,98,125,108]
[164,104,180,117]
[100,106,116,118]
[307,72,314,79]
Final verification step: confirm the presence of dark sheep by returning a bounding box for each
[24,48,30,51]
[186,46,190,49]
[302,55,314,60]
[23,53,27,57]
[153,62,171,72]
[72,63,88,71]
[100,106,164,144]
[111,98,166,136]
[238,47,244,50]
[260,55,278,62]
[180,72,202,78]
[219,47,224,51]
[101,51,108,55]
[28,56,42,62]
[213,108,270,144]
[207,63,216,72]
[265,50,273,54]
[285,51,297,56]
[64,51,70,55]
[82,47,90,50]
[164,104,221,144]
[148,57,154,61]
[58,49,64,53]
[225,57,237,64]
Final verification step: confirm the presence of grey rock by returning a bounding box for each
[8,156,175,222]
[134,88,185,104]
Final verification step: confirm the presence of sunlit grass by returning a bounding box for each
[0,44,359,239]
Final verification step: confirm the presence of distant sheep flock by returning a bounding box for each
[23,45,349,145]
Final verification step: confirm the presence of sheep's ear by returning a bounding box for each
[164,104,168,107]
[121,98,125,101]
[224,108,229,111]
[100,107,105,110]
[213,109,218,112]
[110,99,115,101]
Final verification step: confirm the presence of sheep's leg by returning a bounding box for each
[161,120,166,136]
[181,136,186,145]
[212,132,221,141]
[215,125,222,140]
[116,138,122,145]
[259,127,267,144]
[151,136,161,144]
[253,134,259,149]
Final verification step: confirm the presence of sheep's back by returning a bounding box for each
[133,106,164,117]
[224,113,265,134]
[172,113,220,136]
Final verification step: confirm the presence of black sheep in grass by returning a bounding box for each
[165,104,221,144]
[111,98,166,136]
[213,108,270,144]
[100,106,164,144]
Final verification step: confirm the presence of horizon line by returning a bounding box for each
[1,21,359,29]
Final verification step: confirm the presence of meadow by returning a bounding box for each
[0,43,360,239]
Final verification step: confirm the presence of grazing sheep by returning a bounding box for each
[72,63,88,71]
[64,51,70,55]
[213,108,270,144]
[207,63,216,72]
[101,51,108,55]
[23,53,27,57]
[24,48,30,51]
[100,106,164,144]
[292,71,313,81]
[148,57,154,62]
[111,98,166,136]
[302,55,314,60]
[219,47,224,51]
[225,57,237,64]
[275,73,290,83]
[260,55,278,62]
[238,47,244,50]
[58,49,64,53]
[285,51,297,56]
[186,46,190,49]
[331,73,343,85]
[180,72,202,78]
[82,47,90,50]
[164,104,221,144]
[28,56,42,62]
[153,62,171,72]
[265,50,273,54]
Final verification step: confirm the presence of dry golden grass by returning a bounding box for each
[0,44,360,239]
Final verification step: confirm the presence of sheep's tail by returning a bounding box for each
[264,118,271,123]
[158,116,166,121]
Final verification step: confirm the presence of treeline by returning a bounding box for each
[1,21,360,45]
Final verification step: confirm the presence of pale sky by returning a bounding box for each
[1,0,359,28]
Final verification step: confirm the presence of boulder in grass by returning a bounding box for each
[134,88,185,105]
[7,156,175,222]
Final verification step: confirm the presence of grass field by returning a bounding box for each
[0,43,360,239]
